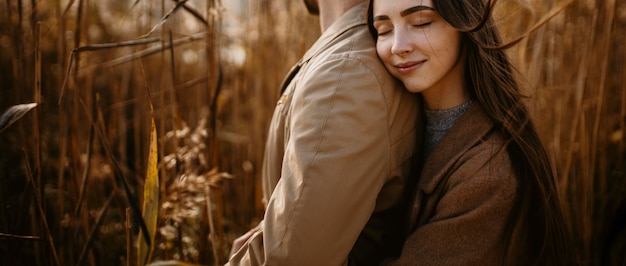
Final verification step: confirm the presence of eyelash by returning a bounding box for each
[414,22,432,27]
[377,21,432,36]
[377,30,391,36]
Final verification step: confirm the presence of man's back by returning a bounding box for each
[228,3,420,265]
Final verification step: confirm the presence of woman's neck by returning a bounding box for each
[422,83,471,110]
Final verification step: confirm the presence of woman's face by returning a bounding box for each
[373,0,467,109]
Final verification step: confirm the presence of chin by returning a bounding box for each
[405,87,422,94]
[402,82,425,94]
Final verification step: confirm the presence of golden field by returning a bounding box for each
[0,0,624,265]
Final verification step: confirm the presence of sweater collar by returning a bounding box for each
[418,104,496,193]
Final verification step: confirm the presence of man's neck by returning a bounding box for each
[318,0,363,32]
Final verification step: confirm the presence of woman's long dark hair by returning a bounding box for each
[368,0,575,265]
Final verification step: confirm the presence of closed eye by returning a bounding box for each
[373,22,393,37]
[414,22,432,28]
[377,29,392,36]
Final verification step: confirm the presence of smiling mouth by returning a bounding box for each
[395,60,425,74]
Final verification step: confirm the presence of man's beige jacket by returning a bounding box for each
[227,3,420,265]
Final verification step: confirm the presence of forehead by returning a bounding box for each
[373,0,434,14]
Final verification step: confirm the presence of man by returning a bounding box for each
[226,0,420,265]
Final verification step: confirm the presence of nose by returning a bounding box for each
[391,29,412,55]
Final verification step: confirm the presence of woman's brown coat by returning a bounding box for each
[388,104,519,265]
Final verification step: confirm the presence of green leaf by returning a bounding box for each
[0,103,37,133]
[138,114,159,265]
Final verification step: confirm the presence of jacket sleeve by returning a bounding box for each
[387,149,518,265]
[228,57,397,266]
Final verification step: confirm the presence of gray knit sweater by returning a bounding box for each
[423,100,474,159]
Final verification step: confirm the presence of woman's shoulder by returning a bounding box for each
[419,104,515,193]
[448,129,518,193]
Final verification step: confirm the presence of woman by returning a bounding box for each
[367,0,575,265]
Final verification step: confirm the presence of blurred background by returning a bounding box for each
[0,0,624,265]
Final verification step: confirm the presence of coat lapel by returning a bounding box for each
[407,104,495,231]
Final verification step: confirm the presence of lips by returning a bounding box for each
[394,60,425,75]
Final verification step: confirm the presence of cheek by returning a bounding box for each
[376,41,394,67]
[433,33,462,66]
[376,44,395,73]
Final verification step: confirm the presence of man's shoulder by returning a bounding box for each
[325,25,379,62]
[307,25,395,84]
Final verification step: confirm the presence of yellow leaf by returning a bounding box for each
[138,113,159,265]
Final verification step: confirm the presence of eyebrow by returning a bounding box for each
[373,5,435,22]
[401,5,435,17]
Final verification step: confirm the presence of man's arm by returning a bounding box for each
[228,58,396,265]
[229,221,263,259]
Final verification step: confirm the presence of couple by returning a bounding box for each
[228,0,574,265]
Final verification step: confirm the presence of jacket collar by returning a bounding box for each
[300,2,368,65]
[278,3,368,94]
[418,103,496,193]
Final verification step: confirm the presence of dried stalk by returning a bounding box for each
[141,0,189,38]
[76,192,115,266]
[495,0,573,50]
[74,123,94,219]
[0,232,43,241]
[126,208,133,266]
[205,184,219,266]
[75,97,151,246]
[621,33,626,165]
[172,0,208,26]
[59,38,162,104]
[33,20,43,219]
[23,150,61,266]
[589,0,615,195]
[79,32,208,75]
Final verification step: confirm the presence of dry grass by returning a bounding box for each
[498,0,626,264]
[0,0,623,265]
